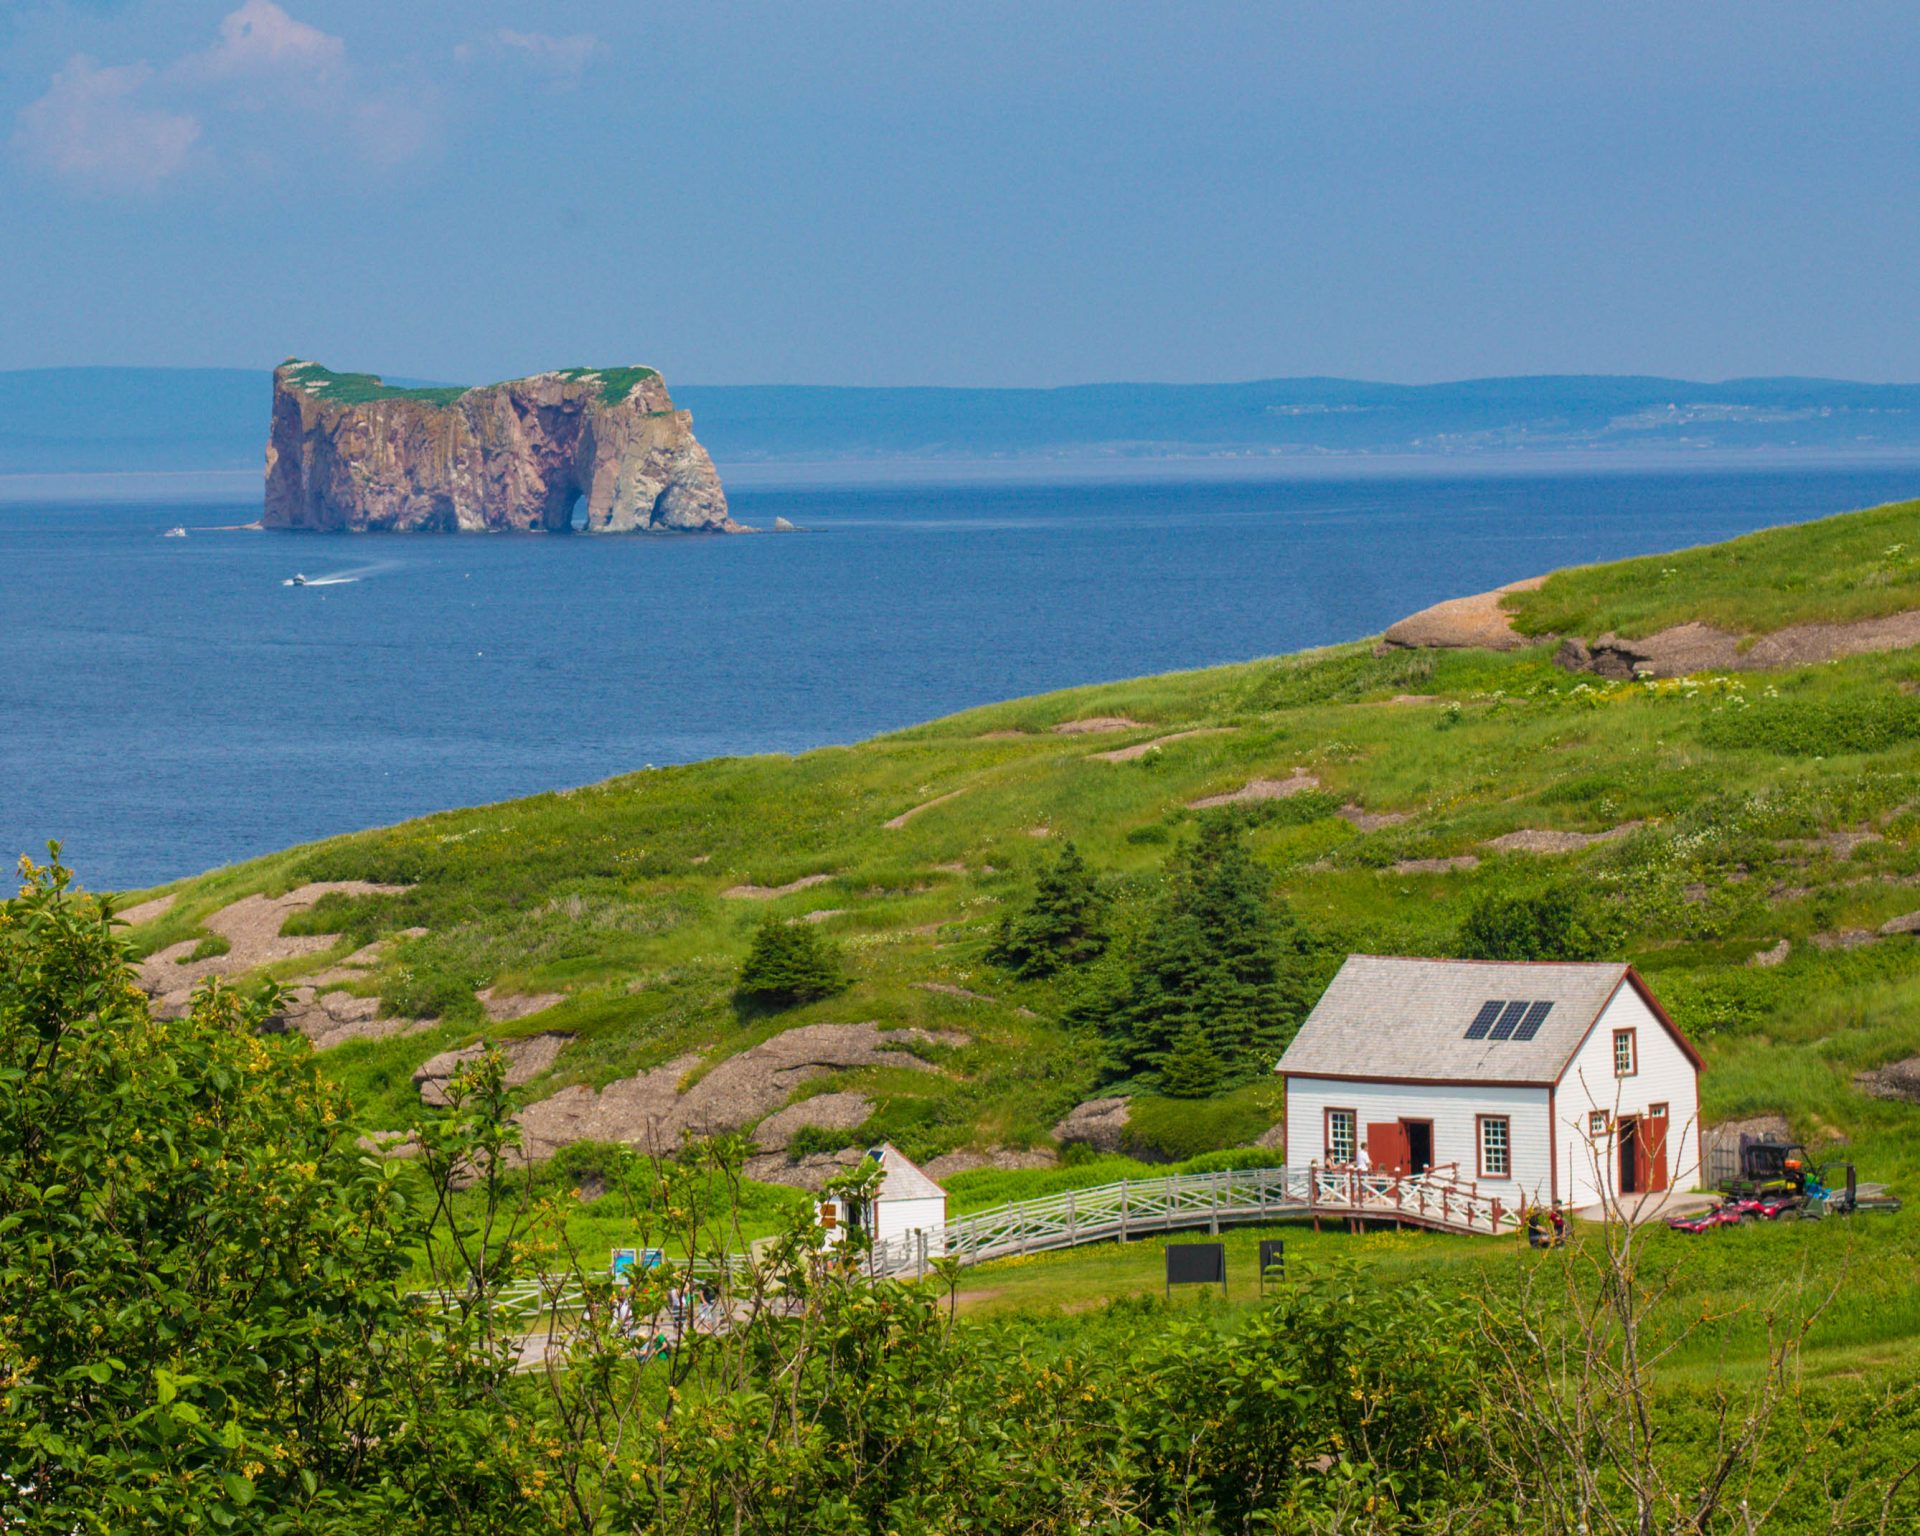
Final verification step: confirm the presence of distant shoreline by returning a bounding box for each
[8,446,1920,505]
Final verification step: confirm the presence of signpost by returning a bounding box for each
[1165,1241,1227,1300]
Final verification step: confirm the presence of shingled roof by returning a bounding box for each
[870,1143,946,1203]
[1276,955,1667,1085]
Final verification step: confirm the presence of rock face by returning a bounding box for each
[263,361,735,533]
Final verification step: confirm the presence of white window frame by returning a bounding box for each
[1477,1115,1511,1179]
[1325,1108,1356,1165]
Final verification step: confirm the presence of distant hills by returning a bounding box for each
[6,367,1920,478]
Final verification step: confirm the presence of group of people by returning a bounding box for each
[1523,1200,1569,1249]
[609,1280,721,1359]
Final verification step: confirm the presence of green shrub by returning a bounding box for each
[1458,882,1615,962]
[736,917,848,1007]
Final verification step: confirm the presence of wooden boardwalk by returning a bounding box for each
[869,1163,1515,1277]
[430,1164,1517,1334]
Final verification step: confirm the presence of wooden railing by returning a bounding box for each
[865,1163,1512,1277]
[415,1165,1515,1318]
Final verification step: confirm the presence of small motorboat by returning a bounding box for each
[283,573,308,587]
[163,526,187,538]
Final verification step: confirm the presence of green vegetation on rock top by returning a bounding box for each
[1505,494,1920,638]
[283,360,661,407]
[554,364,661,403]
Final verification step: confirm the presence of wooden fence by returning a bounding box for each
[415,1164,1515,1316]
[866,1162,1513,1277]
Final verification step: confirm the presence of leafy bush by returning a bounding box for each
[736,917,848,1007]
[986,841,1108,978]
[1458,882,1615,962]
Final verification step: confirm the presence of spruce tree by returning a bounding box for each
[986,841,1108,978]
[737,917,848,1008]
[1106,817,1311,1088]
[1158,1019,1225,1098]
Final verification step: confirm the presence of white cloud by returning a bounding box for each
[193,0,344,82]
[459,28,602,84]
[13,54,201,193]
[13,3,434,193]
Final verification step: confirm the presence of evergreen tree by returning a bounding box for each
[986,841,1108,978]
[737,917,848,1007]
[1158,1019,1225,1098]
[1105,817,1312,1088]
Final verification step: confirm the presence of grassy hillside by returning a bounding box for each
[1506,496,1920,638]
[117,497,1920,1203]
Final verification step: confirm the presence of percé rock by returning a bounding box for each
[263,360,736,533]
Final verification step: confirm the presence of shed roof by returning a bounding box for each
[870,1143,946,1203]
[1276,955,1678,1086]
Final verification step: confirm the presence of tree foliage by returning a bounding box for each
[1098,818,1314,1088]
[986,841,1108,978]
[1457,882,1614,962]
[736,917,848,1008]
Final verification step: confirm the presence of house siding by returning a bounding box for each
[1555,983,1702,1207]
[1284,1076,1556,1209]
[875,1194,948,1255]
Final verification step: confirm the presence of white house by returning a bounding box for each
[1277,956,1702,1210]
[816,1143,948,1256]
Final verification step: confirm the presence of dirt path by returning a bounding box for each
[884,788,969,830]
[1189,771,1319,809]
[1091,728,1228,763]
[721,873,835,899]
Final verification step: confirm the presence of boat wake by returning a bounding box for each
[282,562,395,588]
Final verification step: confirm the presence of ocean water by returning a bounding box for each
[5,462,1919,891]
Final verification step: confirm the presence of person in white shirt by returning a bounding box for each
[1355,1144,1372,1175]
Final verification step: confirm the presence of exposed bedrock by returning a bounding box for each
[263,361,735,533]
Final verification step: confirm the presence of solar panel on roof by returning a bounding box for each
[1488,1000,1532,1040]
[1464,999,1505,1040]
[1513,1000,1554,1041]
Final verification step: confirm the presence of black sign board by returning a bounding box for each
[1258,1239,1286,1292]
[1165,1242,1227,1299]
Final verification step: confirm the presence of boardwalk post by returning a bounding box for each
[1209,1171,1220,1236]
[1120,1180,1130,1242]
[1066,1190,1076,1247]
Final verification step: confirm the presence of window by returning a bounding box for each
[1478,1115,1511,1179]
[1325,1108,1356,1164]
[1589,1109,1610,1137]
[1613,1029,1638,1078]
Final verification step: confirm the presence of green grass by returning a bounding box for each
[952,1206,1920,1383]
[1506,495,1920,638]
[283,361,660,409]
[109,496,1920,1267]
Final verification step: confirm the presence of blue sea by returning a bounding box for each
[6,461,1920,891]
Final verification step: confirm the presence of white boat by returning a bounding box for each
[283,573,308,587]
[162,527,187,538]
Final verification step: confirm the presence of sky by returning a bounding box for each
[2,2,1917,388]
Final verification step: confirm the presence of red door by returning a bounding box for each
[1367,1121,1411,1177]
[1643,1106,1669,1193]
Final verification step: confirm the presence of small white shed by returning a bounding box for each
[1278,956,1703,1210]
[817,1143,948,1256]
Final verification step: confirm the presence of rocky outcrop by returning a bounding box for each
[263,361,734,533]
[1052,1097,1131,1154]
[1554,610,1920,679]
[1380,576,1545,652]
